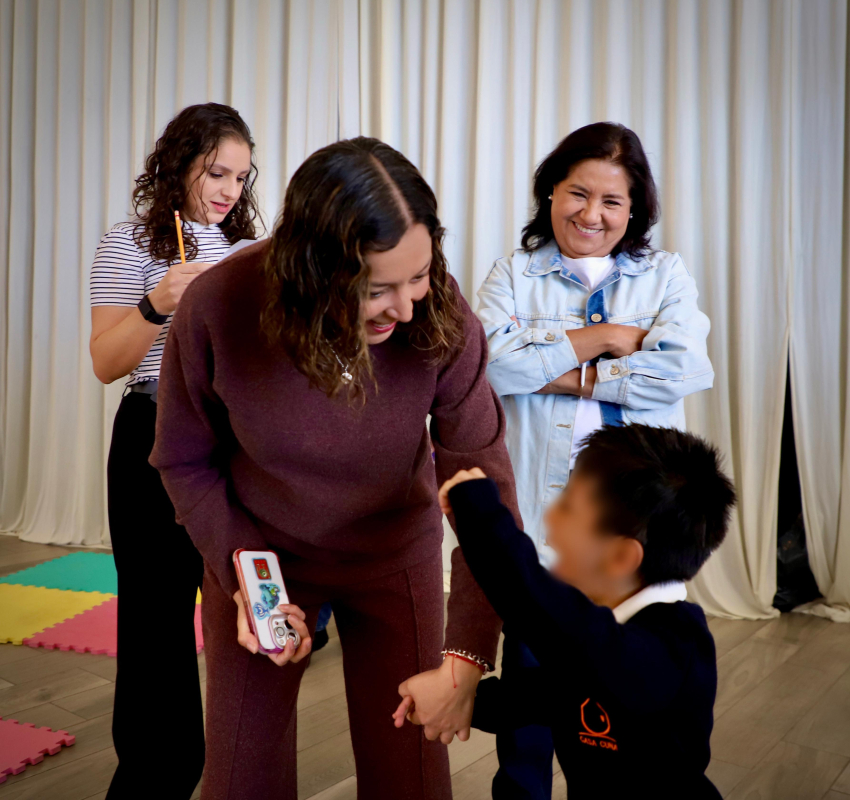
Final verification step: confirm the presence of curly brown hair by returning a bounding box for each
[261,137,464,400]
[131,103,262,262]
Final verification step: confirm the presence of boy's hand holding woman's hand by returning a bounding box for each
[394,468,489,745]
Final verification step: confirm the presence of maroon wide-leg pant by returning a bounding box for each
[200,551,451,800]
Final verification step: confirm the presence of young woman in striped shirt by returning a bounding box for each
[89,103,261,799]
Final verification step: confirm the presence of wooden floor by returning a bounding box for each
[2,537,850,799]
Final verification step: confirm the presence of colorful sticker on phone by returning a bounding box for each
[260,583,281,611]
[252,582,282,620]
[253,558,271,579]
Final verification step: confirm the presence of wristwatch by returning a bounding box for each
[138,294,169,325]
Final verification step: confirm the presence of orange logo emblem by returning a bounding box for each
[578,698,618,751]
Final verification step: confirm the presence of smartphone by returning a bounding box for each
[232,549,301,654]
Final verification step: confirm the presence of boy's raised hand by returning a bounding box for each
[438,468,488,515]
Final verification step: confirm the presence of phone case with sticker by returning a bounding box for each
[232,549,300,654]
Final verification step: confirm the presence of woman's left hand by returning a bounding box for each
[393,656,483,744]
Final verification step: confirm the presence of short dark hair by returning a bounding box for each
[521,122,659,258]
[574,425,736,585]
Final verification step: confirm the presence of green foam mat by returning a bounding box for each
[0,552,117,595]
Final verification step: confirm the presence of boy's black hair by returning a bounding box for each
[573,425,736,585]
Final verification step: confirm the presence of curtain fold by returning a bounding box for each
[1,0,847,619]
[0,0,346,546]
[789,0,850,618]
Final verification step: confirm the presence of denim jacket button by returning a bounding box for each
[590,313,602,323]
[544,332,555,341]
[610,365,621,375]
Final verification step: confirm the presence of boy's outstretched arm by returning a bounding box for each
[443,473,688,713]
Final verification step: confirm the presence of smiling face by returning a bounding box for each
[362,223,433,345]
[182,137,252,225]
[550,158,632,259]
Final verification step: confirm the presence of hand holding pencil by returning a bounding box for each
[145,211,214,317]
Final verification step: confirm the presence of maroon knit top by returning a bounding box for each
[150,241,521,663]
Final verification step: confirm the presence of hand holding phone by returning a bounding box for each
[232,549,311,665]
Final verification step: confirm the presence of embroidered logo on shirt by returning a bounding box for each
[578,698,618,751]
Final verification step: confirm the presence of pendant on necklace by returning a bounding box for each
[341,371,353,384]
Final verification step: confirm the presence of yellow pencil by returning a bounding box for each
[174,210,186,264]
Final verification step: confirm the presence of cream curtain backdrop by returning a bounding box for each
[1,0,847,620]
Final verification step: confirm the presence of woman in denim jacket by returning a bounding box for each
[475,122,713,799]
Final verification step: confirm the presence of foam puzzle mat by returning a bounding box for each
[0,716,75,783]
[0,553,203,655]
[0,552,118,594]
[24,597,205,656]
[0,584,113,645]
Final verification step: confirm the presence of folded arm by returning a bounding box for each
[592,256,714,410]
[476,258,584,397]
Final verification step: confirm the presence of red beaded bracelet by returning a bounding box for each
[441,648,492,673]
[442,650,488,688]
[446,652,487,673]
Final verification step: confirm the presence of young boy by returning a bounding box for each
[440,424,735,800]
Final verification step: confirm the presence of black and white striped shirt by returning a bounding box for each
[90,221,231,385]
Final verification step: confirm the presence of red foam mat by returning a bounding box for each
[23,598,204,656]
[0,717,75,783]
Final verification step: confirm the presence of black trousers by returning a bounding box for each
[106,392,205,799]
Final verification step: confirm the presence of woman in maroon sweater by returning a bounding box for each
[151,138,521,800]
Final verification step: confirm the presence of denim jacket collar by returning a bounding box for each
[522,239,658,284]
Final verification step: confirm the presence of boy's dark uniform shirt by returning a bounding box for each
[451,478,722,800]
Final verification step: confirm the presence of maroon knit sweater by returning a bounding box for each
[150,241,521,664]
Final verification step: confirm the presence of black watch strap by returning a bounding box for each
[138,295,169,325]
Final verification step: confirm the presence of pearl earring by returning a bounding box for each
[548,195,553,200]
[629,213,633,218]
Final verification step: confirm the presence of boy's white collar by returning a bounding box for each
[612,581,688,624]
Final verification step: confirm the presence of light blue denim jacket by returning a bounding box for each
[476,238,713,564]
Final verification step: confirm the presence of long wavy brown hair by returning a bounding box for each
[131,103,262,262]
[261,137,464,400]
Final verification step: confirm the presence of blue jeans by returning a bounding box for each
[492,637,554,800]
[315,602,333,632]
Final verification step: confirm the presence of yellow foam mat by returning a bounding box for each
[0,584,114,645]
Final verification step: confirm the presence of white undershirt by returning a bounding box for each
[560,254,616,469]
